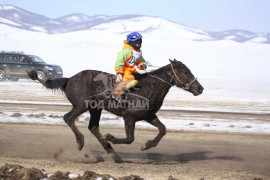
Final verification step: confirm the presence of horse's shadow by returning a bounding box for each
[121,151,243,164]
[91,151,243,164]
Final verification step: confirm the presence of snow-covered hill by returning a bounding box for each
[1,22,269,82]
[209,30,270,44]
[0,4,269,43]
[0,4,270,86]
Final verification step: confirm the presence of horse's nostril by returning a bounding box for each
[200,87,204,92]
[198,86,204,92]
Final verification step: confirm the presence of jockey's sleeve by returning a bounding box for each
[114,49,130,74]
[140,55,146,63]
[135,55,146,67]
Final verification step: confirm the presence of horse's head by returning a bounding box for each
[169,59,204,96]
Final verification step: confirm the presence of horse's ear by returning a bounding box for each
[173,58,183,64]
[169,59,173,63]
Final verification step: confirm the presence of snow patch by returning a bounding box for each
[0,17,22,26]
[249,37,268,43]
[0,5,16,10]
[30,26,47,32]
[65,15,89,23]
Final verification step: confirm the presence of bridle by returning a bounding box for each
[170,63,197,91]
[147,62,197,91]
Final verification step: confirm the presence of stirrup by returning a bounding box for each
[111,93,116,99]
[112,93,127,104]
[111,93,122,101]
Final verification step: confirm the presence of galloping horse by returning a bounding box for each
[28,59,203,161]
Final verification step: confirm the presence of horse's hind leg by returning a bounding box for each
[88,108,122,162]
[141,115,167,151]
[105,118,135,144]
[64,106,86,151]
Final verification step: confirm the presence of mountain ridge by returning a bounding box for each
[0,4,269,44]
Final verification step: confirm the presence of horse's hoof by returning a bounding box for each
[105,133,114,142]
[141,144,148,151]
[112,154,123,163]
[77,136,84,151]
[141,140,155,151]
[77,143,84,151]
[108,149,123,163]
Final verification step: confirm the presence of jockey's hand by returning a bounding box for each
[116,73,123,82]
[139,63,147,70]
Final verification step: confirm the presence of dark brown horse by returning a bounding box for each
[28,59,203,161]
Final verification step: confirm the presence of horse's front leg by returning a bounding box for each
[105,119,135,144]
[141,115,167,151]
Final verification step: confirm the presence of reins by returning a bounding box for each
[146,62,197,91]
[146,72,173,86]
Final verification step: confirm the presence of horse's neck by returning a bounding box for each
[145,70,173,101]
[153,82,171,102]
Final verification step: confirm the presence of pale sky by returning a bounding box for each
[1,0,269,33]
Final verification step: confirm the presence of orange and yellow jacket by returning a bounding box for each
[114,40,146,81]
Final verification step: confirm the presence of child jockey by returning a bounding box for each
[113,32,147,100]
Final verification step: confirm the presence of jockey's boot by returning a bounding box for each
[112,80,138,102]
[112,82,128,102]
[125,80,139,90]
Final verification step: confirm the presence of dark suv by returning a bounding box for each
[0,51,63,81]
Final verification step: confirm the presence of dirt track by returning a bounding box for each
[0,122,270,179]
[0,81,270,179]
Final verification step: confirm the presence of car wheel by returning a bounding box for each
[0,70,6,81]
[36,71,46,81]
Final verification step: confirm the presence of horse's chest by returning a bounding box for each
[151,100,163,110]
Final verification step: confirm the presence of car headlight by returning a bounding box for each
[45,66,53,71]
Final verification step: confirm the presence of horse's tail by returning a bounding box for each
[28,71,69,91]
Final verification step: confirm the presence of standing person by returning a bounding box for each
[113,32,147,100]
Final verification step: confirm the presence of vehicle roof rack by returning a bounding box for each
[0,51,25,54]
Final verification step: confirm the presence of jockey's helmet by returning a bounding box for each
[127,32,142,43]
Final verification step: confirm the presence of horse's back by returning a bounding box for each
[65,70,115,101]
[70,69,112,78]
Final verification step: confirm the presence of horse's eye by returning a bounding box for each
[184,71,187,74]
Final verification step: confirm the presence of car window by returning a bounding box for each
[30,56,45,63]
[5,54,19,63]
[19,55,29,64]
[0,54,4,62]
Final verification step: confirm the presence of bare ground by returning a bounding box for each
[0,82,270,179]
[0,122,270,179]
